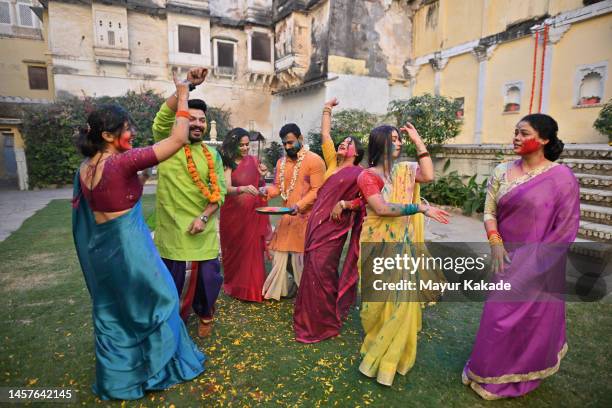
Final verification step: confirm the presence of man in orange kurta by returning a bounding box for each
[260,123,325,300]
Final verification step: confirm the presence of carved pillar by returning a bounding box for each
[471,44,496,144]
[429,52,449,96]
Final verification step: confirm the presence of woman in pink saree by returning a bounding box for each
[219,128,271,302]
[463,114,580,399]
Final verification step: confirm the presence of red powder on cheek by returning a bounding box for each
[517,138,541,155]
[346,143,356,157]
[116,132,133,151]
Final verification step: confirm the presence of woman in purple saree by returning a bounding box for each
[463,114,580,400]
[293,98,366,343]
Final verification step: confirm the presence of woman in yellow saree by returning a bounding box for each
[357,124,449,386]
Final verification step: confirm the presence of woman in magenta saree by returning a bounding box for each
[293,98,366,343]
[219,128,271,302]
[463,114,580,400]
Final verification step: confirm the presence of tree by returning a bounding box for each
[263,141,284,173]
[388,94,463,155]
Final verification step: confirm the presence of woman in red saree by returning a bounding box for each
[219,128,271,302]
[293,98,366,343]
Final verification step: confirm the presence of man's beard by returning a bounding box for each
[189,125,205,143]
[285,142,302,158]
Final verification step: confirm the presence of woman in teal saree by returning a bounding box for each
[72,73,206,400]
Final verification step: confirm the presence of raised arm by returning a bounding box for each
[400,122,434,183]
[151,72,190,162]
[321,98,338,168]
[164,67,208,113]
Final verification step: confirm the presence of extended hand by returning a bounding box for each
[187,67,208,86]
[258,163,268,176]
[423,206,450,224]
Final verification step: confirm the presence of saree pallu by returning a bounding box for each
[463,164,580,400]
[358,162,443,386]
[72,175,205,400]
[220,155,271,302]
[293,165,364,343]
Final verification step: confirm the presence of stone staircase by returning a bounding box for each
[560,145,612,243]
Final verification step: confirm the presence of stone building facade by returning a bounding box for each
[32,0,416,141]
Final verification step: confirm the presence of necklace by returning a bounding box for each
[279,149,306,201]
[184,143,221,203]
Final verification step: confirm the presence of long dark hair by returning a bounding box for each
[519,114,564,161]
[367,125,400,174]
[220,127,250,169]
[337,136,365,165]
[76,104,132,158]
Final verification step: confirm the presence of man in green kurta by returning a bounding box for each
[152,67,226,337]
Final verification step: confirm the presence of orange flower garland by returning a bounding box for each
[184,143,221,203]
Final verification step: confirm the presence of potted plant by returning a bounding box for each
[581,96,601,105]
[504,102,520,112]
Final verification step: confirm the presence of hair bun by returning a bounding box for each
[544,138,564,161]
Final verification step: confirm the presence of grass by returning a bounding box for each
[0,195,610,407]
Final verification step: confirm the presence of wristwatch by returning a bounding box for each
[199,214,209,223]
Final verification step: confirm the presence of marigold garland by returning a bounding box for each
[184,143,221,203]
[279,149,306,201]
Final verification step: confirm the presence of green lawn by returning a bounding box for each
[0,196,610,407]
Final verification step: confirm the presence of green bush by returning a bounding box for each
[22,98,89,188]
[263,141,284,172]
[420,159,487,215]
[593,98,612,143]
[21,90,232,188]
[388,94,462,156]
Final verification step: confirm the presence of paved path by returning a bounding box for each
[425,208,486,243]
[0,186,156,242]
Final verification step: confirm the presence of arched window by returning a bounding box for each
[503,82,522,112]
[578,72,603,105]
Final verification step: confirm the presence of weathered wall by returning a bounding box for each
[0,0,52,100]
[439,53,479,144]
[270,86,326,143]
[44,1,274,138]
[273,0,329,90]
[328,0,412,80]
[0,37,52,99]
[206,24,273,138]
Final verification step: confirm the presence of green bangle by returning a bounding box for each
[401,204,419,215]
